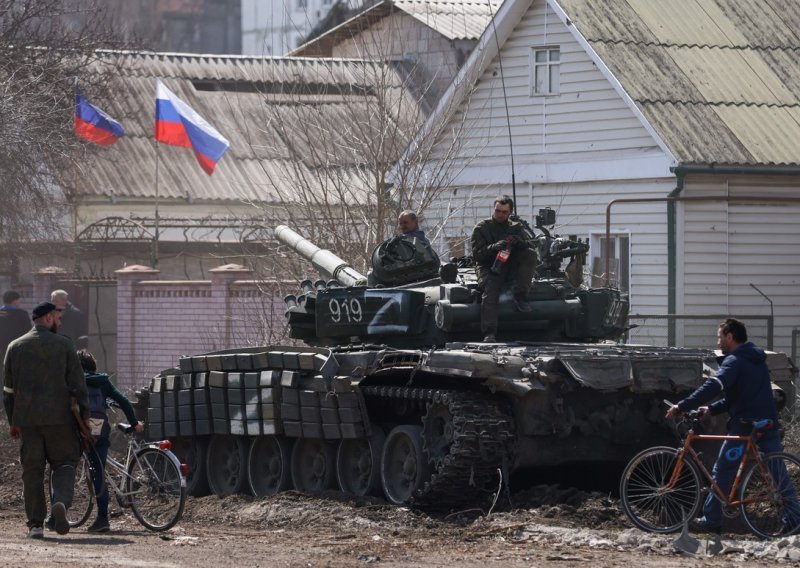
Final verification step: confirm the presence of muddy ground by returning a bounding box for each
[1,418,800,567]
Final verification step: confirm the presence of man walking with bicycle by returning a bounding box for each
[666,318,796,534]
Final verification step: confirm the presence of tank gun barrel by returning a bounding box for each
[275,225,366,287]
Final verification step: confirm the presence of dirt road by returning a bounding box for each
[2,427,799,567]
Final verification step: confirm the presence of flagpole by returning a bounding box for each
[152,142,160,268]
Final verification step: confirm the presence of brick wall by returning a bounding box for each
[19,264,289,393]
[115,264,287,392]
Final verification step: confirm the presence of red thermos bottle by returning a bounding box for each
[490,246,510,274]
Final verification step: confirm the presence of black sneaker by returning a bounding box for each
[87,516,110,534]
[483,334,496,343]
[45,515,55,531]
[51,502,70,535]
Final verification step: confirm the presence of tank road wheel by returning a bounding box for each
[206,435,249,496]
[422,400,454,470]
[290,439,337,492]
[247,436,294,497]
[381,425,432,505]
[171,436,210,496]
[336,429,386,496]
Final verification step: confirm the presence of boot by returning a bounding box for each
[87,514,110,534]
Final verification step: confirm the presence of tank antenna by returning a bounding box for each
[486,0,517,206]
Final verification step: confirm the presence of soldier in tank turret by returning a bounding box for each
[397,210,429,244]
[471,195,537,343]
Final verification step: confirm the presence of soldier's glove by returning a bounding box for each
[507,235,522,247]
[492,240,507,251]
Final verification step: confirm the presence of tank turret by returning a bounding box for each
[278,211,629,347]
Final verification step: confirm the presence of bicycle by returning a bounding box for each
[619,401,800,539]
[56,423,187,532]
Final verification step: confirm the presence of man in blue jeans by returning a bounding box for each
[667,318,799,534]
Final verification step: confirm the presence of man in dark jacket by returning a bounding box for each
[3,301,89,539]
[470,195,537,342]
[667,318,799,533]
[0,290,31,359]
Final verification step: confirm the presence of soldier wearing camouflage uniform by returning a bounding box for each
[471,195,538,342]
[3,301,88,539]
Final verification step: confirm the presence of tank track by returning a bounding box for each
[361,386,516,508]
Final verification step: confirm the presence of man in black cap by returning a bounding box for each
[3,301,88,539]
[1,291,31,359]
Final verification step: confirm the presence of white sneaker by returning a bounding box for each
[27,526,44,539]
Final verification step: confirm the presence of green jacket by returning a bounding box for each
[3,325,88,426]
[85,371,140,428]
[470,217,536,267]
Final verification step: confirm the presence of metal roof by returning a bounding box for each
[74,52,425,203]
[292,0,503,56]
[558,0,800,167]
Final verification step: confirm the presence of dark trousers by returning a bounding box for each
[87,438,110,517]
[477,247,537,334]
[20,424,80,528]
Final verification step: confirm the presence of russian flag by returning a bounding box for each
[74,93,124,146]
[155,80,230,175]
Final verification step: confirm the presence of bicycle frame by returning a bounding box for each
[89,435,184,506]
[669,427,768,510]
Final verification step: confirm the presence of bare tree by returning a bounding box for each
[235,62,487,281]
[0,0,127,250]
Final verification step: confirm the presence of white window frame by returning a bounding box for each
[588,231,630,296]
[529,46,560,96]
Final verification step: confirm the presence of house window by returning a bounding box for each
[589,233,630,294]
[530,47,560,96]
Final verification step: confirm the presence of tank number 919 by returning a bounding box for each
[328,297,363,323]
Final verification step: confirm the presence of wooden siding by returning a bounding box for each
[679,177,800,354]
[427,178,675,316]
[429,0,661,176]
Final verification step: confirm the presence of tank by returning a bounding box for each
[144,210,796,506]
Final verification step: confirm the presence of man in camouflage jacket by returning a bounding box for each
[3,301,88,538]
[470,195,537,342]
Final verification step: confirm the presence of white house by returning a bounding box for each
[397,0,800,356]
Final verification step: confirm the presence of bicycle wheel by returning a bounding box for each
[47,454,94,528]
[740,452,800,539]
[620,446,702,533]
[127,448,186,531]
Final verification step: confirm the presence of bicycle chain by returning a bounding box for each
[361,386,516,508]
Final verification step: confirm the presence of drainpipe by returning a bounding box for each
[667,172,685,346]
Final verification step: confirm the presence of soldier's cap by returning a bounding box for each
[31,301,63,319]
